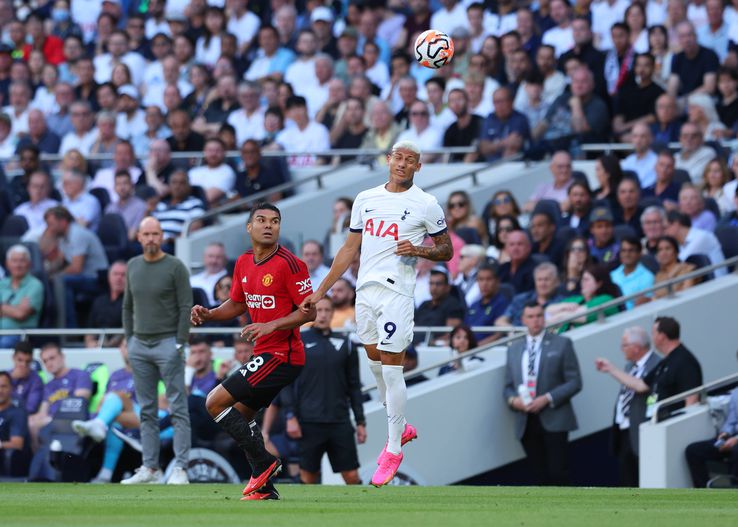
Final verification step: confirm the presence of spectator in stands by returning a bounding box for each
[105,171,148,241]
[652,235,698,299]
[439,325,485,376]
[330,96,368,158]
[615,177,645,238]
[716,68,738,133]
[360,100,402,164]
[650,94,682,149]
[679,184,717,232]
[329,278,355,331]
[588,206,620,268]
[187,138,235,207]
[610,236,655,309]
[60,169,101,230]
[92,140,143,201]
[534,45,567,105]
[643,150,681,208]
[16,109,60,154]
[504,300,581,486]
[668,21,718,101]
[446,190,486,245]
[604,23,635,98]
[43,205,108,327]
[685,366,738,487]
[464,264,509,345]
[88,111,120,170]
[8,341,43,415]
[701,159,733,216]
[453,244,486,307]
[613,54,664,142]
[0,370,29,477]
[414,268,465,344]
[132,105,171,158]
[275,95,330,168]
[244,25,296,82]
[595,326,661,487]
[46,82,74,138]
[497,262,564,327]
[13,171,58,231]
[84,260,127,348]
[525,150,574,213]
[141,139,176,197]
[530,211,565,268]
[7,145,41,207]
[546,263,621,329]
[687,93,727,142]
[478,86,530,162]
[593,154,623,209]
[542,0,574,58]
[166,109,205,159]
[284,29,319,93]
[29,343,91,459]
[498,230,536,294]
[190,242,227,307]
[426,77,454,133]
[0,244,43,348]
[483,190,522,247]
[152,170,205,247]
[560,181,592,235]
[115,84,146,141]
[396,100,442,163]
[597,316,702,422]
[301,240,330,290]
[198,75,239,135]
[665,210,726,276]
[641,206,668,255]
[621,124,658,189]
[4,81,31,142]
[515,73,550,153]
[697,0,729,61]
[560,235,592,295]
[186,336,218,398]
[93,30,145,85]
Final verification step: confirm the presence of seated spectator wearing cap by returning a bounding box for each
[652,235,698,299]
[0,245,44,349]
[496,262,564,327]
[530,210,565,268]
[665,210,726,276]
[675,123,716,184]
[84,261,127,348]
[641,206,667,255]
[115,84,146,140]
[16,109,60,155]
[560,181,592,235]
[152,170,205,247]
[414,268,465,344]
[610,236,655,309]
[588,206,620,268]
[13,171,59,232]
[60,169,101,230]
[244,25,296,82]
[478,87,531,163]
[498,229,537,294]
[275,95,330,168]
[667,22,718,102]
[621,123,659,189]
[8,341,43,414]
[464,264,510,345]
[612,54,665,142]
[678,184,717,232]
[614,177,645,238]
[524,150,574,213]
[642,150,681,208]
[187,138,236,207]
[546,263,621,330]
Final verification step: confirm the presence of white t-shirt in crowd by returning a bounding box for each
[227,11,261,49]
[275,121,330,167]
[622,150,658,188]
[542,26,575,57]
[190,269,228,306]
[397,125,443,154]
[60,128,98,155]
[227,107,266,145]
[349,183,447,297]
[188,164,236,195]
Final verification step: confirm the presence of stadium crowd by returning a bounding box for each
[1,0,738,487]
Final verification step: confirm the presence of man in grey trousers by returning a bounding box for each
[121,216,193,484]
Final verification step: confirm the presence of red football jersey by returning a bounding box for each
[229,246,313,365]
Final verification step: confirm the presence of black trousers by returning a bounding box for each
[616,428,639,487]
[521,414,570,486]
[685,439,738,488]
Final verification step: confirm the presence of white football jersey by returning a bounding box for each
[349,183,447,297]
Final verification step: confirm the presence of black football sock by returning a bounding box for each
[214,408,275,472]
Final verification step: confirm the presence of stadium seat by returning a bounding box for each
[135,184,158,201]
[191,185,209,210]
[97,213,129,263]
[622,169,639,185]
[673,169,691,187]
[685,254,714,281]
[455,226,482,245]
[704,197,721,221]
[572,171,588,186]
[192,287,210,308]
[640,253,659,274]
[614,224,636,241]
[715,225,738,271]
[1,214,29,237]
[639,196,662,210]
[555,225,577,246]
[89,187,111,212]
[533,199,562,226]
[23,241,44,276]
[498,283,515,302]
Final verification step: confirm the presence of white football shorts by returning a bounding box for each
[355,283,415,353]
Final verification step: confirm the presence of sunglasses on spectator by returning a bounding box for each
[448,201,467,209]
[410,111,429,116]
[493,196,512,205]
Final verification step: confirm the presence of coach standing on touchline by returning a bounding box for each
[122,216,193,485]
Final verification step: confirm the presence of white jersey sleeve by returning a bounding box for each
[423,199,448,237]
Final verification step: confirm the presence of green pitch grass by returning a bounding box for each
[0,484,735,527]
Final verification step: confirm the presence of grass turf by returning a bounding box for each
[0,484,735,527]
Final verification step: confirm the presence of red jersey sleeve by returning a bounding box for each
[229,256,247,303]
[285,257,313,306]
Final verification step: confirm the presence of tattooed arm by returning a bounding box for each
[395,231,453,262]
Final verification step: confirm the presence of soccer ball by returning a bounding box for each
[414,29,454,69]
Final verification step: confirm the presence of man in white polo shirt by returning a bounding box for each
[275,95,330,168]
[187,138,236,206]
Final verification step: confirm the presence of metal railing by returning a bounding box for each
[650,371,738,424]
[580,139,738,154]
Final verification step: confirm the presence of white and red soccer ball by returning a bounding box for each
[414,29,455,69]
